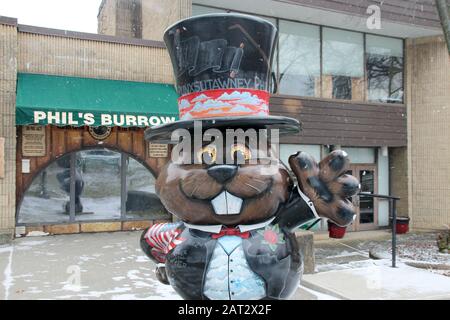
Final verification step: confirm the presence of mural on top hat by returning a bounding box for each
[140,13,360,300]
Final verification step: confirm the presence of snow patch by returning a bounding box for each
[26,231,49,237]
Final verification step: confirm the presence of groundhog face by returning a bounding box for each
[155,144,291,226]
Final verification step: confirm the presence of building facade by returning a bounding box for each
[96,0,450,232]
[0,0,449,240]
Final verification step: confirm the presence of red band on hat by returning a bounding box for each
[177,89,270,121]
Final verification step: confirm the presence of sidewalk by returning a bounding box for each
[301,259,450,300]
[0,231,326,300]
[307,231,450,300]
[1,230,448,300]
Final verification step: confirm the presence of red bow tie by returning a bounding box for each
[211,227,250,239]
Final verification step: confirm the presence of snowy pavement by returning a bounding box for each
[304,232,450,300]
[0,231,329,300]
[302,259,450,300]
[0,231,179,300]
[2,230,447,300]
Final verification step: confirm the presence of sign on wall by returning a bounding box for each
[148,143,169,158]
[22,126,46,157]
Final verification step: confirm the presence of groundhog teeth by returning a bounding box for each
[211,191,243,215]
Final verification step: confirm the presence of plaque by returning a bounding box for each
[22,126,46,157]
[148,143,168,158]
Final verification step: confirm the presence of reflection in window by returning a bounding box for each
[125,156,168,219]
[359,170,375,224]
[18,148,169,224]
[192,5,227,15]
[322,28,364,101]
[18,154,71,223]
[76,149,121,220]
[278,21,320,97]
[366,35,404,104]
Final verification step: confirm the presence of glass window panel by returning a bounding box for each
[192,5,227,15]
[125,157,169,220]
[75,149,121,221]
[359,170,375,224]
[278,20,320,97]
[322,28,364,101]
[366,35,404,104]
[341,147,375,164]
[18,154,72,224]
[279,144,321,165]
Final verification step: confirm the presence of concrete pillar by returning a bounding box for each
[98,0,193,41]
[141,0,192,41]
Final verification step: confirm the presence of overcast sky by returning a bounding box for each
[0,0,103,33]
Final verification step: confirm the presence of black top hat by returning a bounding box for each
[145,13,301,143]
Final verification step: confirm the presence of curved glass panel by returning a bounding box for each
[125,157,168,220]
[18,148,168,224]
[75,149,121,221]
[18,154,71,224]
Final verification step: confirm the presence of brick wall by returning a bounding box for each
[17,30,173,84]
[389,147,408,218]
[407,36,450,231]
[0,21,18,239]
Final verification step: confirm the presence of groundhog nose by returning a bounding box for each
[207,165,238,184]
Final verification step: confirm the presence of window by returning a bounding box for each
[75,149,121,221]
[278,21,320,97]
[192,5,227,15]
[125,156,166,219]
[18,154,71,224]
[191,5,405,103]
[18,148,169,224]
[366,35,404,104]
[322,28,364,101]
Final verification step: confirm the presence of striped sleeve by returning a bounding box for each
[140,222,184,263]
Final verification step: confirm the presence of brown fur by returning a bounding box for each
[289,150,360,226]
[156,162,291,226]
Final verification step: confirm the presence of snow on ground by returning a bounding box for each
[1,230,448,300]
[302,258,450,300]
[315,232,449,276]
[0,232,181,300]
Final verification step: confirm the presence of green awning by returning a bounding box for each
[16,73,179,127]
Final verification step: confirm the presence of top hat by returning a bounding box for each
[145,13,301,143]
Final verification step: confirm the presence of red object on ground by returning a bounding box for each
[395,218,410,234]
[328,221,347,239]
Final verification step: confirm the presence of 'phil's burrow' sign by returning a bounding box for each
[28,111,177,127]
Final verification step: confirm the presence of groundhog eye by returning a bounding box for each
[197,146,217,164]
[230,144,252,162]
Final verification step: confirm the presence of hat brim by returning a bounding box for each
[145,116,301,144]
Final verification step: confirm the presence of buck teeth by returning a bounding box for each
[211,191,243,215]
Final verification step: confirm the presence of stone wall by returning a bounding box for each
[141,0,192,41]
[98,0,116,36]
[98,0,192,42]
[407,36,450,231]
[0,19,18,241]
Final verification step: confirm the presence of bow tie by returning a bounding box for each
[211,227,251,239]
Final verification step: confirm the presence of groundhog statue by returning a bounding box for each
[140,13,360,300]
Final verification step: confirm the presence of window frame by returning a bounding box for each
[192,4,406,105]
[16,148,170,226]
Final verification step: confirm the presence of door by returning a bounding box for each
[346,165,378,231]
